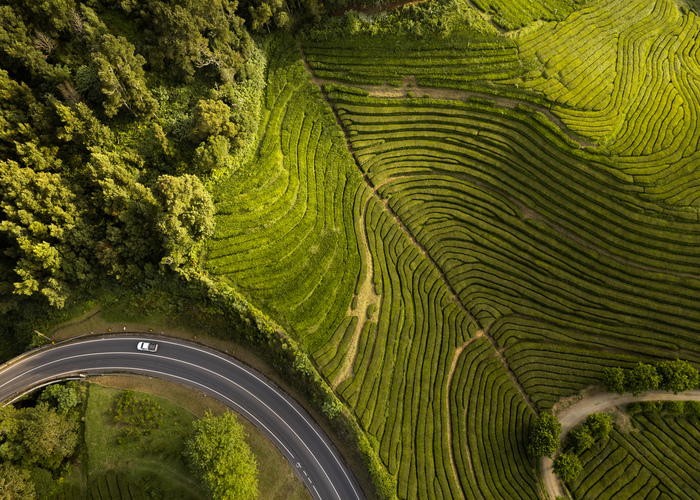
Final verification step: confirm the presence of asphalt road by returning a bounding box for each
[0,335,365,500]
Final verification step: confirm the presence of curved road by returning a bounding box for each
[0,335,365,500]
[542,389,700,499]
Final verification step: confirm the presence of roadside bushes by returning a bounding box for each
[603,359,700,395]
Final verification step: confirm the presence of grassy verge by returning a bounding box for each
[84,383,206,499]
[89,376,310,500]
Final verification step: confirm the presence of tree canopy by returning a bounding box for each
[527,413,561,458]
[183,411,258,500]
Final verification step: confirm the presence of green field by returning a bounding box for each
[84,384,207,499]
[203,0,700,499]
[570,412,700,499]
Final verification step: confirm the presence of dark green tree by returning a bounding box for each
[153,174,215,263]
[585,412,612,440]
[602,366,626,394]
[625,362,661,396]
[553,452,582,483]
[90,33,157,117]
[527,413,562,458]
[656,359,700,394]
[0,463,35,500]
[184,411,258,500]
[189,99,239,143]
[566,426,594,454]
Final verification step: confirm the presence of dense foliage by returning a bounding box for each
[0,383,83,499]
[527,413,562,458]
[603,360,700,396]
[183,411,258,500]
[0,0,269,350]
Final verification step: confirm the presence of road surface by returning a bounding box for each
[0,335,365,500]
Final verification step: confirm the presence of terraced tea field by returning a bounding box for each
[207,0,700,498]
[570,413,700,499]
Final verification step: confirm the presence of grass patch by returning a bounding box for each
[84,384,205,499]
[87,377,311,500]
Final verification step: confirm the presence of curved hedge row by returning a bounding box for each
[450,337,538,498]
[334,194,477,500]
[570,413,700,499]
[325,87,700,412]
[518,0,700,208]
[302,35,527,93]
[206,36,363,350]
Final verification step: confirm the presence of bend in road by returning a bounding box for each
[0,335,366,500]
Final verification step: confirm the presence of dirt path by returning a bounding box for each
[543,389,700,499]
[334,196,381,387]
[298,37,537,414]
[320,76,596,149]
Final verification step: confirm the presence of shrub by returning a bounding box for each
[553,452,582,483]
[527,413,561,457]
[566,426,594,454]
[585,413,613,440]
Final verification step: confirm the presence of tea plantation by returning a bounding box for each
[206,0,700,498]
[570,412,700,499]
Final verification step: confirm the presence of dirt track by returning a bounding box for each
[543,389,700,499]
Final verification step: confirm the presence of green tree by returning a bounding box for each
[0,69,37,156]
[0,403,77,470]
[193,135,230,174]
[153,174,215,263]
[0,463,35,500]
[52,98,115,154]
[553,452,582,483]
[322,395,343,419]
[184,411,258,500]
[656,359,700,394]
[189,99,239,143]
[585,412,612,440]
[249,0,289,32]
[0,6,55,81]
[140,0,249,83]
[527,413,562,458]
[90,33,157,117]
[625,362,661,396]
[602,366,626,394]
[38,383,80,415]
[18,403,78,469]
[86,148,160,281]
[0,160,81,310]
[566,426,594,454]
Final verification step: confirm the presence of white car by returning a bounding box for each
[137,342,158,353]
